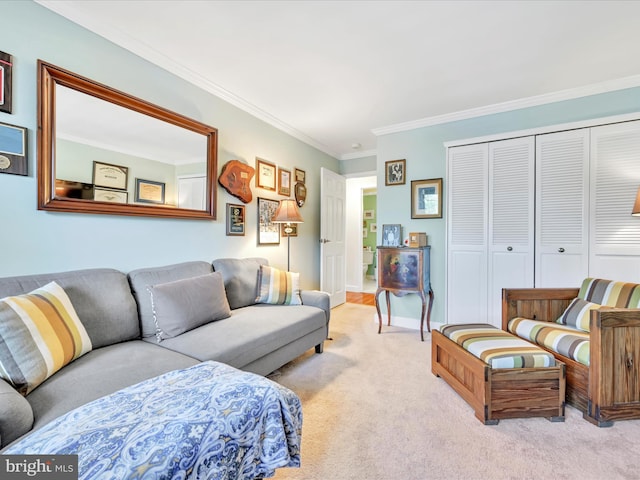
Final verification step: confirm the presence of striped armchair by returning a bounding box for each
[502,278,640,427]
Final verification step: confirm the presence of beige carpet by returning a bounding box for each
[271,303,640,480]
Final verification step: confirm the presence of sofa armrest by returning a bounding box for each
[300,290,331,333]
[0,379,34,448]
[501,287,579,330]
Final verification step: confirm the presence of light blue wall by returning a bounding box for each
[377,87,640,325]
[0,1,339,288]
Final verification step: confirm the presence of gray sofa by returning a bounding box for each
[0,257,330,449]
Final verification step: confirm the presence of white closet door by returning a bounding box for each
[487,137,534,326]
[177,175,206,210]
[535,129,590,287]
[447,143,488,324]
[590,120,640,281]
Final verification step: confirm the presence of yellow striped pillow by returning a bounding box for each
[255,265,302,305]
[0,281,92,395]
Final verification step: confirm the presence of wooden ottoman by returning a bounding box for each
[432,323,565,425]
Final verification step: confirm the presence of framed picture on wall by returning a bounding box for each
[93,161,128,190]
[256,157,276,191]
[0,51,13,114]
[278,167,291,196]
[135,178,165,204]
[257,197,280,245]
[94,187,128,204]
[226,203,245,236]
[411,178,443,219]
[385,159,406,186]
[0,121,27,176]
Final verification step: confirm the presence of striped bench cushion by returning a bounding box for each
[509,317,590,367]
[438,323,556,369]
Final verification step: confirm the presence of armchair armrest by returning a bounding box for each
[0,379,34,449]
[501,287,579,330]
[300,290,331,334]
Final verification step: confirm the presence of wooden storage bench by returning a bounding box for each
[432,323,565,425]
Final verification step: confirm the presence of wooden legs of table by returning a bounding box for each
[419,289,434,341]
[374,287,390,334]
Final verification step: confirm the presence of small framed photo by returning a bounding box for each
[294,168,306,184]
[94,187,128,204]
[364,209,375,220]
[411,178,443,219]
[93,161,128,190]
[370,223,377,233]
[135,178,165,204]
[0,51,13,114]
[382,224,402,247]
[278,167,291,196]
[385,159,406,186]
[256,157,276,191]
[226,203,245,236]
[0,121,27,176]
[281,223,298,237]
[257,197,280,245]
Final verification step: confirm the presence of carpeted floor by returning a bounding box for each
[272,303,640,480]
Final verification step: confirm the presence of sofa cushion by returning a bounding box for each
[212,258,268,310]
[0,282,92,395]
[0,269,139,348]
[256,265,302,306]
[128,261,213,338]
[438,323,555,368]
[579,278,640,307]
[148,273,231,341]
[508,317,590,366]
[556,297,601,332]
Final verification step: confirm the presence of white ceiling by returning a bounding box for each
[38,0,640,160]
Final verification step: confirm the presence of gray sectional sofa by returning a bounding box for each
[0,257,330,449]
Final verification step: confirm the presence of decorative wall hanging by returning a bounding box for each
[385,159,406,186]
[294,168,306,184]
[257,197,280,245]
[226,203,245,236]
[256,157,276,191]
[93,161,128,190]
[218,159,254,203]
[411,178,443,219]
[278,167,291,196]
[0,122,27,175]
[0,51,13,114]
[94,187,128,204]
[294,182,306,207]
[135,178,165,204]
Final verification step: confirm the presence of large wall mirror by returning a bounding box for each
[37,60,218,219]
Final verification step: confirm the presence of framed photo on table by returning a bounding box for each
[411,178,443,219]
[135,178,165,204]
[257,197,280,245]
[256,157,276,191]
[226,203,245,236]
[382,224,402,246]
[93,161,128,190]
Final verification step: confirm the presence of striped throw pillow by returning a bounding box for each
[0,281,92,395]
[255,265,302,305]
[556,297,601,332]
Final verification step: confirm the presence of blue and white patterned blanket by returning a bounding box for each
[5,361,302,479]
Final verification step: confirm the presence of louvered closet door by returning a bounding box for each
[487,137,534,326]
[590,120,640,281]
[447,143,488,324]
[535,129,590,287]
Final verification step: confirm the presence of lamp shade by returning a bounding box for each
[272,199,304,223]
[633,187,640,216]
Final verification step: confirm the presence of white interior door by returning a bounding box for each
[321,168,346,308]
[177,175,206,210]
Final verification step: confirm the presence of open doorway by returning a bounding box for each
[345,175,377,293]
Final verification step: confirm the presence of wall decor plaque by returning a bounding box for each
[0,122,27,176]
[0,51,13,114]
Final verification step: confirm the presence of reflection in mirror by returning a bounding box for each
[38,61,218,219]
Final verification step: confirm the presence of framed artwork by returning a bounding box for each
[93,161,128,190]
[0,122,27,176]
[294,182,306,207]
[411,178,443,219]
[370,223,377,233]
[382,224,402,246]
[257,197,280,245]
[281,223,298,237]
[363,228,367,238]
[94,187,128,204]
[385,159,406,186]
[135,178,165,204]
[226,203,245,236]
[364,209,374,220]
[294,168,306,184]
[0,51,13,114]
[256,157,276,191]
[278,167,291,196]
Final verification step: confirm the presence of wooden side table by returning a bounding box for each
[375,246,433,341]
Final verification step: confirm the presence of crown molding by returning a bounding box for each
[339,149,377,161]
[372,74,640,137]
[36,0,341,160]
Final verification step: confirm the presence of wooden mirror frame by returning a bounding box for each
[37,60,218,220]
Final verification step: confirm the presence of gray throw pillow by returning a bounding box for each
[147,272,231,341]
[212,257,268,310]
